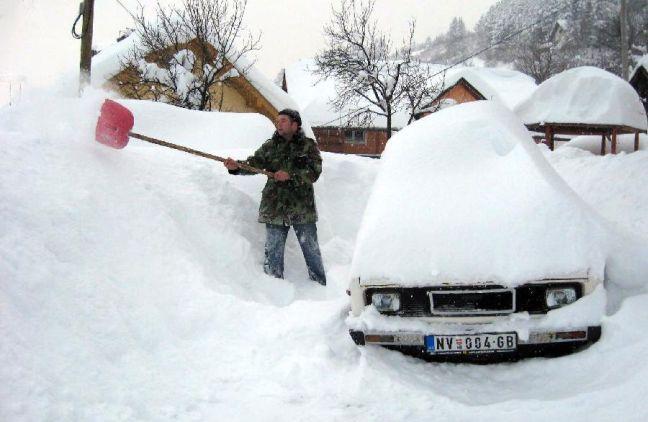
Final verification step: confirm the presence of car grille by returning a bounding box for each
[428,288,514,315]
[364,283,582,317]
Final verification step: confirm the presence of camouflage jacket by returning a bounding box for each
[229,129,322,225]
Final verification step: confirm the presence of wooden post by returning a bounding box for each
[544,125,554,151]
[635,132,640,152]
[79,0,95,94]
[620,0,629,80]
[611,128,618,154]
[600,134,606,155]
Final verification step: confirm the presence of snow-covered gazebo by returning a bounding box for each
[515,66,648,154]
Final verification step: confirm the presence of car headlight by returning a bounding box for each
[546,287,577,309]
[371,292,401,312]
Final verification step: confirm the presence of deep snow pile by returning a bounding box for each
[2,92,648,421]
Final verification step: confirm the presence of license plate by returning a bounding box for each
[425,333,517,354]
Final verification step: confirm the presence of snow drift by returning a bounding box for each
[2,90,648,421]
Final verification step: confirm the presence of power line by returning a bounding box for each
[317,1,579,127]
[114,0,138,21]
[429,0,580,78]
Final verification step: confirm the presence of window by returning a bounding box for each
[344,129,366,145]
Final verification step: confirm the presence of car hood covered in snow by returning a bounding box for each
[351,101,608,287]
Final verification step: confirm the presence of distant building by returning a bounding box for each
[91,34,299,125]
[629,55,648,117]
[548,19,569,45]
[281,59,410,157]
[413,67,537,121]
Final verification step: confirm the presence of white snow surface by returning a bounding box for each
[441,66,537,110]
[564,133,647,154]
[2,90,648,421]
[120,99,274,151]
[515,66,648,131]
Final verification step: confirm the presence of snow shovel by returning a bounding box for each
[95,99,274,177]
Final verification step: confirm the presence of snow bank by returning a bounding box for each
[515,66,648,131]
[118,99,274,151]
[562,133,647,154]
[351,101,609,285]
[2,90,648,421]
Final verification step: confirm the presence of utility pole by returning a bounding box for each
[620,0,629,80]
[79,0,96,93]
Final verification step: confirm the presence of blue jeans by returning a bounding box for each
[264,223,326,285]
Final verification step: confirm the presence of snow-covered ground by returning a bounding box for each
[2,92,648,421]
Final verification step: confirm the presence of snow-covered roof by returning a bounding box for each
[91,33,299,116]
[515,66,648,131]
[351,101,607,286]
[630,54,648,81]
[439,66,537,110]
[284,58,411,129]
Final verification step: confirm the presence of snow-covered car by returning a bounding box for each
[347,101,608,361]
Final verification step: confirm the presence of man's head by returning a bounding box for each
[276,109,301,139]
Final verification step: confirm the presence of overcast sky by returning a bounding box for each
[0,0,498,94]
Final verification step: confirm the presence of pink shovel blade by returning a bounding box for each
[95,99,135,149]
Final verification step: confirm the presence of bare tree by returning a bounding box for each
[514,27,564,83]
[401,62,444,123]
[314,0,419,138]
[118,0,260,111]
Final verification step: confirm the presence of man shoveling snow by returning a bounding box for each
[224,109,327,285]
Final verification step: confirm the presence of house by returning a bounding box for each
[413,67,537,120]
[548,19,569,46]
[91,33,302,129]
[281,59,409,157]
[629,55,648,117]
[515,66,647,154]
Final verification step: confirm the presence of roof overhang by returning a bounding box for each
[525,122,647,135]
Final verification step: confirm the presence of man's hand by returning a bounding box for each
[224,158,239,171]
[274,170,290,182]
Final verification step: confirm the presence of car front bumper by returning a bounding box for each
[349,326,601,362]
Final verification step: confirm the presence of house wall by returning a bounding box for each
[314,127,389,156]
[208,83,253,113]
[106,40,279,122]
[414,82,482,120]
[109,71,277,121]
[439,83,480,105]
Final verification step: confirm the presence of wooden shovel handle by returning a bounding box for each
[130,132,275,177]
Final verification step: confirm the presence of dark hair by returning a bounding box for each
[278,108,302,127]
